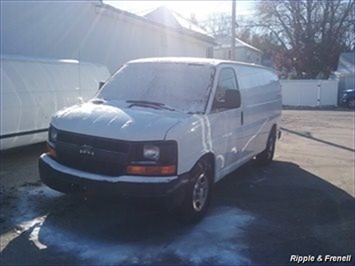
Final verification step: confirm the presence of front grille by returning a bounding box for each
[55,130,129,176]
[57,131,129,153]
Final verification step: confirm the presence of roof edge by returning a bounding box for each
[98,3,215,45]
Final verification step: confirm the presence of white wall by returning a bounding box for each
[2,1,212,73]
[281,80,338,107]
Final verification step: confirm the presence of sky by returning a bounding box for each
[103,1,256,21]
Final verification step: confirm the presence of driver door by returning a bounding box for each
[208,66,244,180]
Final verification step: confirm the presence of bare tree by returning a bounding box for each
[201,12,232,37]
[200,1,354,78]
[256,0,354,78]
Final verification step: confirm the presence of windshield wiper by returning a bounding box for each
[187,111,205,115]
[91,98,105,105]
[126,100,177,112]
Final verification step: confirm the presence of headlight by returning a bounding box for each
[127,141,177,176]
[49,126,58,143]
[143,144,160,161]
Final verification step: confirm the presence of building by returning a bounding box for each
[2,1,215,73]
[213,36,262,64]
[143,6,215,58]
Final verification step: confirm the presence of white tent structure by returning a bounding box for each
[0,56,110,150]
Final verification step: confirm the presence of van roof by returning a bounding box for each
[128,57,272,70]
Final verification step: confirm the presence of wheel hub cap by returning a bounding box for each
[192,173,209,212]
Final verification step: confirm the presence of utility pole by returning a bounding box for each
[231,0,236,60]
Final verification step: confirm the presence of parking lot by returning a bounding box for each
[1,110,354,265]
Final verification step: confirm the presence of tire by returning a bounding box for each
[256,129,276,166]
[175,159,212,223]
[347,98,354,109]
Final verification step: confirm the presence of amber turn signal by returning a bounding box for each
[47,144,57,158]
[127,165,176,176]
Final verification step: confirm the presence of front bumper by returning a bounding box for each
[39,154,188,206]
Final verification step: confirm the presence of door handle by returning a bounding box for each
[241,111,244,125]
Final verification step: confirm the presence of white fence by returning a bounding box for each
[280,80,338,107]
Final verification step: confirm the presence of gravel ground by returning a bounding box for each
[1,110,354,265]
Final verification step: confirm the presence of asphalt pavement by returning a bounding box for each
[1,110,354,265]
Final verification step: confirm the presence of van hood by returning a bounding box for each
[51,101,188,141]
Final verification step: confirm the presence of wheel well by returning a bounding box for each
[271,124,277,136]
[199,153,215,179]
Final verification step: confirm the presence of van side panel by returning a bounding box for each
[235,65,282,157]
[0,57,110,150]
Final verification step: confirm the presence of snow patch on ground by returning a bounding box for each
[39,207,253,265]
[9,186,254,265]
[13,187,61,231]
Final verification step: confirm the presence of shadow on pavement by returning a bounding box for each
[0,142,46,157]
[214,160,354,265]
[281,127,355,152]
[1,160,354,265]
[282,106,354,112]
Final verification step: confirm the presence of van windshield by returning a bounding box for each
[97,62,215,113]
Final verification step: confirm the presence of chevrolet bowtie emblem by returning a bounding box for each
[79,145,95,156]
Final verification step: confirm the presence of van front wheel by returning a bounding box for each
[175,159,212,223]
[256,130,276,166]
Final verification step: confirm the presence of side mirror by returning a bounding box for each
[224,89,241,109]
[98,81,105,90]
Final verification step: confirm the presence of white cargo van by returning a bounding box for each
[39,57,281,221]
